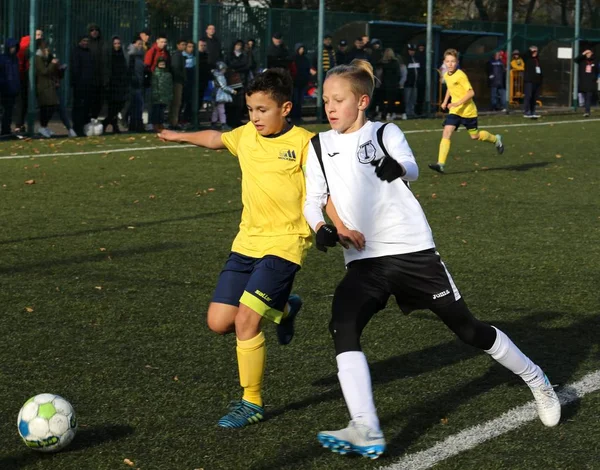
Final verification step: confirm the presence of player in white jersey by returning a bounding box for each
[303,60,561,460]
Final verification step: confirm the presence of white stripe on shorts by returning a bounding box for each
[437,252,461,301]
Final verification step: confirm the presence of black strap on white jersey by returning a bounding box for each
[376,122,392,158]
[376,122,410,189]
[310,134,329,194]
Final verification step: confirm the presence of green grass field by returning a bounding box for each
[1,115,599,470]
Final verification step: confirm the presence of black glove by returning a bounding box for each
[371,156,406,183]
[316,224,339,252]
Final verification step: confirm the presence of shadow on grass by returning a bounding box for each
[448,161,551,175]
[0,424,134,469]
[0,242,187,275]
[258,311,597,466]
[0,208,242,246]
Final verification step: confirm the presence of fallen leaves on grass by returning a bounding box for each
[555,154,562,159]
[145,364,159,370]
[431,193,438,199]
[94,286,102,290]
[460,182,467,187]
[123,458,135,467]
[24,306,34,313]
[99,248,107,252]
[129,156,135,161]
[24,179,35,185]
[149,194,156,199]
[440,417,449,425]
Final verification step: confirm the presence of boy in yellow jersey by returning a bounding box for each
[157,69,315,428]
[429,49,504,174]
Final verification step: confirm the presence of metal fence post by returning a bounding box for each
[317,0,324,123]
[27,0,37,136]
[139,0,146,30]
[193,0,200,129]
[505,0,513,114]
[425,0,433,117]
[8,0,15,38]
[63,0,72,106]
[573,0,581,110]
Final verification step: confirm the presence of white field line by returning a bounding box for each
[380,369,600,470]
[1,117,599,161]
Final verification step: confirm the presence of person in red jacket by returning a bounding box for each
[15,28,43,133]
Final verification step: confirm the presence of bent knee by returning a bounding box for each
[207,303,237,335]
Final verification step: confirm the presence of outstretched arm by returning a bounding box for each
[157,129,226,149]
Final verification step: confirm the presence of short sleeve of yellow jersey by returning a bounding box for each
[456,70,473,91]
[221,125,246,156]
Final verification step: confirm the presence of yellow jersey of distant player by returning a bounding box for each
[221,122,314,266]
[444,69,478,118]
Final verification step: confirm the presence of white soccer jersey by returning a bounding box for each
[304,121,435,265]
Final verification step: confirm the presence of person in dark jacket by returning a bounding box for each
[127,37,145,132]
[169,39,187,129]
[266,32,290,69]
[181,41,196,126]
[336,40,350,65]
[380,47,401,120]
[245,39,258,82]
[0,38,20,138]
[87,23,105,120]
[290,43,311,123]
[70,35,94,136]
[347,37,369,63]
[575,49,598,117]
[226,39,249,128]
[415,42,427,115]
[34,39,60,138]
[523,45,543,118]
[103,36,129,133]
[197,40,211,113]
[487,51,506,111]
[404,44,420,118]
[202,24,222,70]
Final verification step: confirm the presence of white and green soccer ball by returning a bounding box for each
[17,393,77,452]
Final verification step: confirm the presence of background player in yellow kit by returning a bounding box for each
[429,49,504,174]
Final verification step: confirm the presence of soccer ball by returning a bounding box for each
[17,393,78,452]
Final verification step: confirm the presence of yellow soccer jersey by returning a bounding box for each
[221,123,314,266]
[444,69,478,118]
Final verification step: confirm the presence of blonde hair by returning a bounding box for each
[444,48,458,59]
[382,48,396,62]
[325,59,375,98]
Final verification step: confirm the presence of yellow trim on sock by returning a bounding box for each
[478,130,497,143]
[237,332,266,407]
[438,138,451,165]
[240,291,284,324]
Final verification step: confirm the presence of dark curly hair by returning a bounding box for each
[246,68,293,106]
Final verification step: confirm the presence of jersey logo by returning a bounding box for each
[279,149,297,161]
[328,152,339,158]
[357,140,377,164]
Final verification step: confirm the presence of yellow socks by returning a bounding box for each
[236,332,266,407]
[438,138,451,165]
[478,130,497,143]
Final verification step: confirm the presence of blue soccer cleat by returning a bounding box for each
[276,294,303,345]
[317,421,386,460]
[217,399,264,428]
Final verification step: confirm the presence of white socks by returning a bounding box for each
[336,351,381,432]
[485,326,546,388]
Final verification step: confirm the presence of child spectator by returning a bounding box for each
[127,37,146,132]
[150,56,173,132]
[211,61,236,130]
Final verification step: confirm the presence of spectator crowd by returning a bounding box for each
[0,24,598,139]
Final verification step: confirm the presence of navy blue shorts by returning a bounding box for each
[443,114,478,132]
[212,252,300,324]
